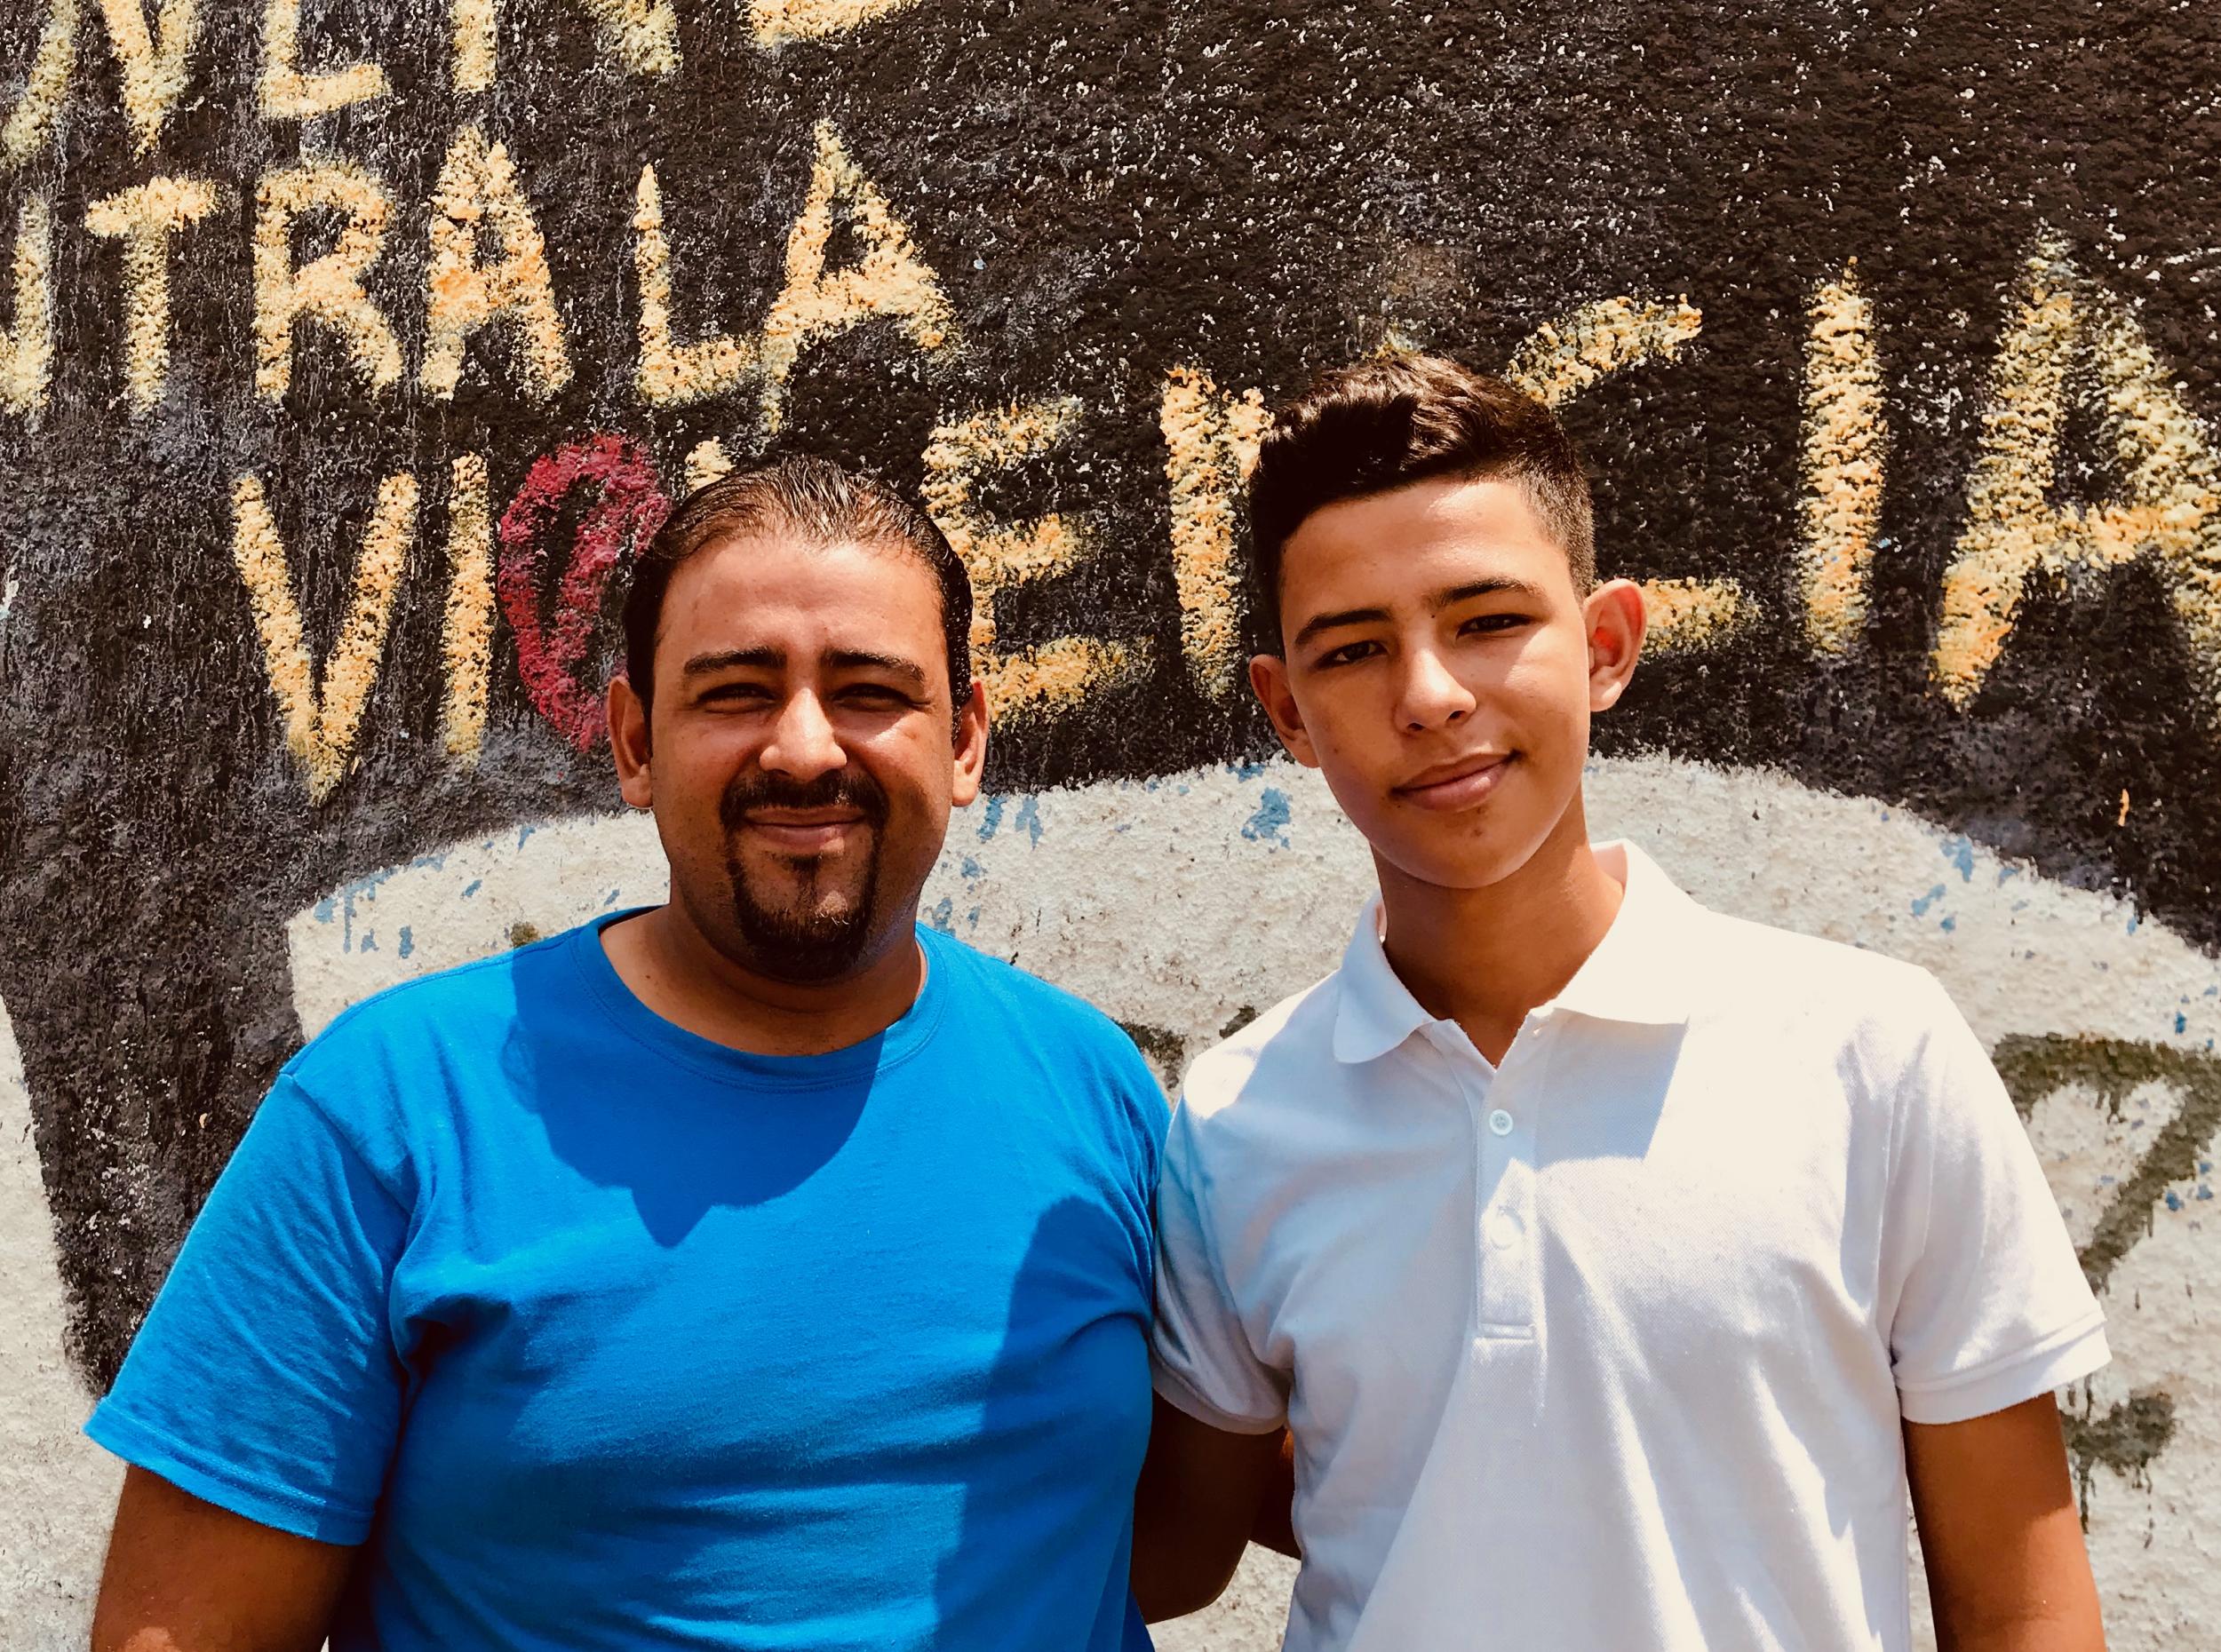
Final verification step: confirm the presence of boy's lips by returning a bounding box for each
[1393,751,1514,812]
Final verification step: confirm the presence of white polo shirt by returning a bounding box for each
[1151,843,2107,1652]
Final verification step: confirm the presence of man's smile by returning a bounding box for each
[736,806,871,854]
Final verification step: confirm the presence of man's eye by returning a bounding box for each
[699,683,773,707]
[1461,614,1528,634]
[838,684,911,707]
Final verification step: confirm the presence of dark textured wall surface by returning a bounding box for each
[4,3,2221,1641]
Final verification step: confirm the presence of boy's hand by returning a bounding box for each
[1130,1397,1292,1621]
[1906,1394,2106,1650]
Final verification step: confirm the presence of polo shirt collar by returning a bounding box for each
[1330,840,1700,1065]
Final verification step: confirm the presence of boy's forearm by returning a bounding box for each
[1907,1397,2105,1652]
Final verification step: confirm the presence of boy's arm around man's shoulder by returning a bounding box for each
[1129,1082,1299,1620]
[1131,1398,1293,1622]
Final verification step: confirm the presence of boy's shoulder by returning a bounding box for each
[1176,972,1345,1126]
[1684,905,1962,1049]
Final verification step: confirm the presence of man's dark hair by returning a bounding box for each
[1246,354,1596,642]
[621,455,975,728]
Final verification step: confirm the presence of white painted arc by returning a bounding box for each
[276,752,2221,1652]
[0,995,122,1648]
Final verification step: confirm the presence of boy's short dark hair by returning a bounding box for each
[622,455,974,730]
[1246,354,1597,643]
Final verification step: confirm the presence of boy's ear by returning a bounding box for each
[1248,653,1321,768]
[1583,579,1647,713]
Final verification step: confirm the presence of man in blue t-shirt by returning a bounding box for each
[86,457,1166,1652]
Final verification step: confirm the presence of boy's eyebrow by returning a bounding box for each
[1429,577,1546,609]
[1291,578,1548,649]
[1291,606,1392,649]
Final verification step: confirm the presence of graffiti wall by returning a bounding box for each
[2,0,2218,1644]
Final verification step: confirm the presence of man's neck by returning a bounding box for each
[601,901,926,1058]
[1374,801,1623,1066]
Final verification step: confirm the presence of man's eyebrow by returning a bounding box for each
[827,649,929,690]
[682,647,782,676]
[1291,606,1392,649]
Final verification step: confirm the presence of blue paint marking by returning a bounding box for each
[2207,986,2218,998]
[517,823,538,848]
[409,851,449,874]
[1910,885,1946,917]
[1241,788,1292,846]
[967,906,982,928]
[360,933,378,953]
[1230,759,1269,780]
[397,927,413,959]
[2200,1186,2214,1202]
[1940,835,1975,881]
[1015,796,1043,845]
[1996,863,2022,885]
[2127,914,2141,934]
[462,879,482,899]
[927,895,954,933]
[2166,1189,2183,1212]
[978,796,1005,841]
[960,856,984,880]
[604,888,622,907]
[2179,1013,2191,1035]
[314,895,336,923]
[1939,915,1956,933]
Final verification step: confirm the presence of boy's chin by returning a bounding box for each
[1370,831,1539,896]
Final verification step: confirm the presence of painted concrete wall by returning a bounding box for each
[4,1,2220,1645]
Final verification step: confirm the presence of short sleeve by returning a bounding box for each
[1883,978,2109,1426]
[85,1075,410,1544]
[1150,1100,1287,1434]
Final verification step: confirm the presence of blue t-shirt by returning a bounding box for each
[90,916,1166,1651]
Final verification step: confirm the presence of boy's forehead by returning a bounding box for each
[1278,476,1573,608]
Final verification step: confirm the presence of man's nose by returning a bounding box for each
[1394,646,1477,733]
[760,690,846,780]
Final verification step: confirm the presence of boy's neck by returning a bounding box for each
[1373,798,1624,1066]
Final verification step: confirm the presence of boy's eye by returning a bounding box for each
[1316,639,1382,668]
[1461,613,1528,635]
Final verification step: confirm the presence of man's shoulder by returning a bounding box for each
[285,928,570,1086]
[921,927,1155,1070]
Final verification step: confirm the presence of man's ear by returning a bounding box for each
[1583,579,1647,713]
[1248,653,1321,768]
[609,673,654,808]
[950,680,990,807]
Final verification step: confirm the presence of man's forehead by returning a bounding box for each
[657,534,948,676]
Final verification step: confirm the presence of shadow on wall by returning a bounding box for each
[0,996,122,1648]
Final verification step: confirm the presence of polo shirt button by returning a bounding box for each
[1488,1210,1524,1250]
[1486,1108,1515,1137]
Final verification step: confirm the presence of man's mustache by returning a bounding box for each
[718,768,891,835]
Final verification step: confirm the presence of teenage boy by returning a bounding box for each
[1130,356,2108,1650]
